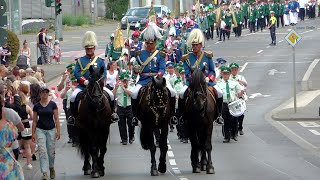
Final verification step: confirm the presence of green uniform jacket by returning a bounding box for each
[270,3,279,17]
[279,4,284,16]
[248,8,258,22]
[105,42,113,58]
[235,11,244,24]
[224,13,233,26]
[207,12,215,26]
[264,4,270,16]
[257,5,265,18]
[241,3,249,17]
[199,16,209,31]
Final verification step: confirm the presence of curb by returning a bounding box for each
[271,114,320,121]
[301,59,320,91]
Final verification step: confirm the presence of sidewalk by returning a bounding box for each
[272,59,320,121]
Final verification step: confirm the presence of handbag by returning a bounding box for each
[21,128,32,137]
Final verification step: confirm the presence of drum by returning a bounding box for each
[228,99,246,117]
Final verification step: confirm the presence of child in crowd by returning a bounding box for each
[48,36,54,65]
[53,40,61,64]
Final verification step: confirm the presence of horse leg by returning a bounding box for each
[205,124,215,174]
[189,130,200,173]
[97,136,108,177]
[82,147,91,175]
[150,132,159,176]
[90,145,100,178]
[158,124,168,174]
[200,150,207,171]
[199,128,208,171]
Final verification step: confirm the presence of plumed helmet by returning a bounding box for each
[187,28,204,46]
[82,31,98,48]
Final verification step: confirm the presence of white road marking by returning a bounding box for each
[239,62,248,72]
[59,120,64,122]
[309,129,320,135]
[167,139,170,143]
[283,90,320,109]
[257,50,263,54]
[167,151,174,157]
[215,41,221,44]
[266,46,270,48]
[173,169,181,174]
[250,155,299,180]
[302,59,320,82]
[169,159,177,166]
[59,116,66,119]
[297,122,320,128]
[301,30,314,34]
[305,160,320,169]
[279,40,284,43]
[248,61,311,64]
[277,121,318,149]
[168,145,172,150]
[179,178,189,180]
[60,112,65,115]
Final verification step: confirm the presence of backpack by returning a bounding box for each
[16,55,28,69]
[37,57,42,65]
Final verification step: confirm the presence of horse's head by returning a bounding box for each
[151,75,168,108]
[87,65,105,104]
[189,67,207,117]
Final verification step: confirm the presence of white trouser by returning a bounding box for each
[284,14,290,26]
[131,82,176,100]
[70,87,114,103]
[289,12,298,24]
[179,85,223,99]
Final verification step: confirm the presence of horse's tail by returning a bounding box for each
[140,124,152,150]
[77,127,89,159]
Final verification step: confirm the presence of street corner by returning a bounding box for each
[271,90,320,121]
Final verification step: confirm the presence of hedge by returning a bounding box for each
[6,30,20,66]
[105,0,129,20]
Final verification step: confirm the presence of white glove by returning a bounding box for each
[261,16,264,18]
[255,18,258,21]
[240,21,242,24]
[205,77,210,83]
[84,80,89,86]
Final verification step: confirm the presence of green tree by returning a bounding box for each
[105,0,129,20]
[6,30,20,65]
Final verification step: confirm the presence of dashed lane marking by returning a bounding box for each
[169,159,177,166]
[309,129,320,135]
[168,145,172,150]
[298,122,320,128]
[279,40,284,43]
[266,46,270,48]
[257,50,263,54]
[301,30,314,34]
[179,178,189,180]
[239,62,248,72]
[215,41,221,44]
[167,151,174,157]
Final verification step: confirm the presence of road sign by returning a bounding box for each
[268,69,286,76]
[285,30,301,47]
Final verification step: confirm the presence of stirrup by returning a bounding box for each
[170,116,178,125]
[215,116,224,125]
[67,116,76,126]
[111,113,120,123]
[131,117,139,126]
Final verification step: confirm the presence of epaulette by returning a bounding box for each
[159,51,166,58]
[181,54,189,62]
[205,51,213,58]
[136,50,141,56]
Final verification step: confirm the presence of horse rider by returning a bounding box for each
[217,66,244,143]
[229,63,247,136]
[131,23,177,125]
[179,28,223,119]
[69,31,119,123]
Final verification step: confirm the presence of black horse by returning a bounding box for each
[137,75,172,176]
[180,67,217,174]
[77,65,112,178]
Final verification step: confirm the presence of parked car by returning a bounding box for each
[121,5,170,30]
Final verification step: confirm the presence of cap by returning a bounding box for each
[166,61,174,68]
[221,66,231,73]
[216,57,227,65]
[119,71,130,80]
[55,40,59,44]
[49,36,53,40]
[110,33,115,38]
[66,63,75,69]
[40,85,50,92]
[229,63,239,68]
[270,11,275,14]
[178,67,185,74]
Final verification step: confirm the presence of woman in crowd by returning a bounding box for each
[34,72,45,86]
[32,86,60,180]
[106,61,119,90]
[0,94,24,179]
[18,82,34,170]
[37,28,48,65]
[20,40,31,67]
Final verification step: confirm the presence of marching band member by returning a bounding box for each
[105,33,114,65]
[217,66,243,143]
[234,5,244,37]
[229,63,247,135]
[224,9,233,40]
[288,0,299,25]
[241,0,249,29]
[283,0,290,26]
[179,29,223,118]
[70,31,119,123]
[248,3,258,33]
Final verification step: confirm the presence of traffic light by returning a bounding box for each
[55,0,62,15]
[45,0,54,7]
[0,0,7,27]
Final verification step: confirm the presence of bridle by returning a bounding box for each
[85,76,106,111]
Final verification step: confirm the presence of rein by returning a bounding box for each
[147,84,168,125]
[85,76,106,112]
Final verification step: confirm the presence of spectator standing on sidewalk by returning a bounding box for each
[113,71,135,145]
[53,40,61,64]
[37,28,49,65]
[48,36,54,65]
[0,94,24,179]
[32,85,60,180]
[0,42,11,67]
[20,40,31,67]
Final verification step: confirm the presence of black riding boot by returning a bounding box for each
[131,99,139,126]
[105,93,119,123]
[68,102,77,123]
[170,97,178,125]
[216,97,224,124]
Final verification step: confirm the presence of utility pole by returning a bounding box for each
[54,0,63,41]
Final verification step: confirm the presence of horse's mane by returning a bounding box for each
[189,69,207,91]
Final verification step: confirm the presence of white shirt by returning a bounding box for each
[220,20,226,29]
[106,70,118,88]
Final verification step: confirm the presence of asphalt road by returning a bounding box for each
[21,18,320,180]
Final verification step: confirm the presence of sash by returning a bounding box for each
[78,56,99,76]
[139,50,159,74]
[194,52,205,69]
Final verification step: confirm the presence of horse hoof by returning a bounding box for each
[83,170,91,175]
[91,171,100,178]
[158,163,166,173]
[192,167,201,173]
[201,165,206,171]
[206,167,215,174]
[99,170,105,177]
[150,169,159,176]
